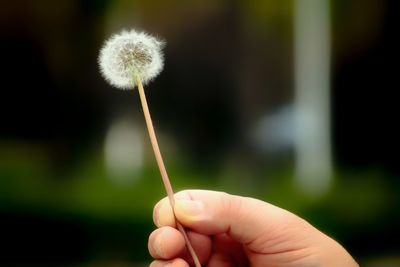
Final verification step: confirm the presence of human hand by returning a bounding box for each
[148,190,358,267]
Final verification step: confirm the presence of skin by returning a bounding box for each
[148,190,359,267]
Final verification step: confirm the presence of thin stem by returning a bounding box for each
[136,76,201,267]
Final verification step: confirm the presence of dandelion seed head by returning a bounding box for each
[99,29,164,89]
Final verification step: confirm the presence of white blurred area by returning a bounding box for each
[104,116,144,185]
[294,0,332,194]
[250,106,295,155]
[250,0,332,195]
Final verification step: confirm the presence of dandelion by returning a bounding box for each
[99,29,164,89]
[98,29,201,267]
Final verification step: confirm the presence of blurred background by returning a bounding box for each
[0,0,398,266]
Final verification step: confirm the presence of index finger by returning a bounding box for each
[153,191,194,227]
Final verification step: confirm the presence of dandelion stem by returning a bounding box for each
[136,76,201,267]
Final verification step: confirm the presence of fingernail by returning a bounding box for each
[175,199,204,217]
[153,201,164,226]
[154,200,174,227]
[154,232,165,258]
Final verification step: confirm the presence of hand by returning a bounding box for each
[148,190,358,267]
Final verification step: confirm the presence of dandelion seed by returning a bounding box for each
[98,29,164,89]
[98,29,201,267]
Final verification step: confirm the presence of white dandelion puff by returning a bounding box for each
[98,29,164,89]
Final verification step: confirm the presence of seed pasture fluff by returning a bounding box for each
[99,29,164,89]
[98,29,201,267]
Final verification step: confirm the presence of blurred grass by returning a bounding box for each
[1,141,399,265]
[1,140,397,225]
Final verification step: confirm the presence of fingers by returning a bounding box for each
[151,190,360,267]
[153,190,296,248]
[148,226,212,263]
[149,258,189,267]
[148,226,185,259]
[153,196,176,227]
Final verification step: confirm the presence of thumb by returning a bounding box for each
[170,190,294,245]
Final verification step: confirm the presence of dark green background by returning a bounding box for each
[0,0,398,266]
